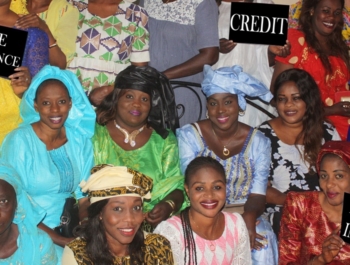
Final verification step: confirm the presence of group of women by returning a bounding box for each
[1,0,350,264]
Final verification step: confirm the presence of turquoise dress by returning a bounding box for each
[0,159,57,264]
[0,66,96,263]
[176,123,278,265]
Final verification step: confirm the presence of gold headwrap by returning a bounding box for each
[80,165,153,204]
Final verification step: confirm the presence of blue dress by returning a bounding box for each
[0,159,57,264]
[176,123,278,265]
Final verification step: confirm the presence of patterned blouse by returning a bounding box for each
[258,121,340,235]
[68,0,150,94]
[62,233,174,265]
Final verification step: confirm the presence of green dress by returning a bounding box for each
[93,124,187,212]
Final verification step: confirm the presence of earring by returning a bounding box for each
[239,109,245,116]
[99,216,102,220]
[206,110,209,119]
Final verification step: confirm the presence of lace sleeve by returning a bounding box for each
[233,215,253,265]
[154,220,183,265]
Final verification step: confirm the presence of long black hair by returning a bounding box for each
[180,156,226,265]
[78,199,145,265]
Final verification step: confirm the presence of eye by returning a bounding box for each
[293,96,301,102]
[134,205,142,211]
[0,199,8,204]
[213,185,222,190]
[113,207,122,212]
[319,174,327,179]
[335,174,343,179]
[322,8,330,14]
[195,186,204,191]
[209,101,217,106]
[42,101,50,106]
[277,97,286,103]
[334,10,342,16]
[141,97,148,102]
[125,94,133,99]
[224,100,232,105]
[59,99,67,104]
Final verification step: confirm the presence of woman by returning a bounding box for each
[67,0,149,106]
[279,140,350,264]
[0,159,57,264]
[0,66,95,258]
[0,0,49,144]
[93,65,186,230]
[62,165,174,265]
[140,0,219,125]
[258,69,341,236]
[13,0,78,68]
[177,65,277,264]
[271,0,350,140]
[154,156,252,265]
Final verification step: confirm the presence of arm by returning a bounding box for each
[267,40,291,67]
[38,222,74,247]
[266,186,287,205]
[163,47,219,80]
[163,0,219,80]
[8,66,31,98]
[15,14,66,68]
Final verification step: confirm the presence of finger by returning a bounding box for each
[255,233,265,240]
[253,239,265,250]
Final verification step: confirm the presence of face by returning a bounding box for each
[312,0,343,37]
[34,81,72,130]
[319,155,350,207]
[276,81,306,126]
[101,196,145,247]
[0,180,16,236]
[115,89,151,130]
[185,167,226,218]
[207,93,239,131]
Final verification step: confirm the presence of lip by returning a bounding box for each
[130,110,141,116]
[323,21,335,29]
[118,228,136,237]
[326,192,339,199]
[49,116,63,124]
[217,116,229,124]
[200,200,219,209]
[284,110,297,116]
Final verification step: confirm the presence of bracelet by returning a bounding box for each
[165,200,176,217]
[49,42,58,49]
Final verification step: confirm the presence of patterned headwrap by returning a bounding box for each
[80,165,153,204]
[20,65,96,138]
[201,65,273,110]
[316,141,350,173]
[114,65,179,138]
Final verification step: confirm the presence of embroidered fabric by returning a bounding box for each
[143,0,204,25]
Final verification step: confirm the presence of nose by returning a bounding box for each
[123,209,136,223]
[326,177,336,189]
[50,102,59,112]
[132,98,141,108]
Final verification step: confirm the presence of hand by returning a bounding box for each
[89,85,114,107]
[15,14,49,32]
[319,227,345,264]
[243,214,265,250]
[325,101,350,117]
[145,201,173,227]
[219,38,237,54]
[9,66,31,98]
[268,40,291,58]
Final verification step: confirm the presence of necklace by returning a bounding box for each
[212,125,239,157]
[114,121,145,147]
[190,212,219,252]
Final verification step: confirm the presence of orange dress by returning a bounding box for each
[276,29,350,140]
[279,191,350,265]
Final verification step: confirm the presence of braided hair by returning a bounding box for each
[181,156,226,265]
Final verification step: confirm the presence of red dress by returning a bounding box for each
[276,29,350,140]
[279,191,350,265]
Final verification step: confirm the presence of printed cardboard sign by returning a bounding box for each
[341,192,350,244]
[0,26,28,78]
[229,2,289,46]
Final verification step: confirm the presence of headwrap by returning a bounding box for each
[316,141,350,173]
[201,65,273,110]
[20,65,96,138]
[80,165,153,204]
[0,159,58,264]
[0,159,45,226]
[114,65,179,139]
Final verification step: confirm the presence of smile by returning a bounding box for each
[130,110,141,116]
[217,117,229,124]
[49,117,63,124]
[200,200,219,209]
[323,22,334,28]
[284,110,297,116]
[326,192,339,199]
[118,228,136,236]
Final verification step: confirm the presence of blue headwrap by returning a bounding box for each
[20,65,96,138]
[201,65,273,110]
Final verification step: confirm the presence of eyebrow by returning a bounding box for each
[191,180,225,187]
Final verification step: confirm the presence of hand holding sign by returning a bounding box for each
[9,66,31,98]
[317,226,345,264]
[219,38,237,54]
[268,40,291,58]
[15,14,49,33]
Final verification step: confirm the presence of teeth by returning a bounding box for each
[120,229,133,232]
[324,22,334,26]
[50,117,61,121]
[202,202,217,206]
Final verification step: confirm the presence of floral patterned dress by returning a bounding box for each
[258,121,340,236]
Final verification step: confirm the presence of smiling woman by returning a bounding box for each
[0,65,96,263]
[279,141,350,264]
[62,165,174,265]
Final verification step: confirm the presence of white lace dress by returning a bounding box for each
[154,212,252,265]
